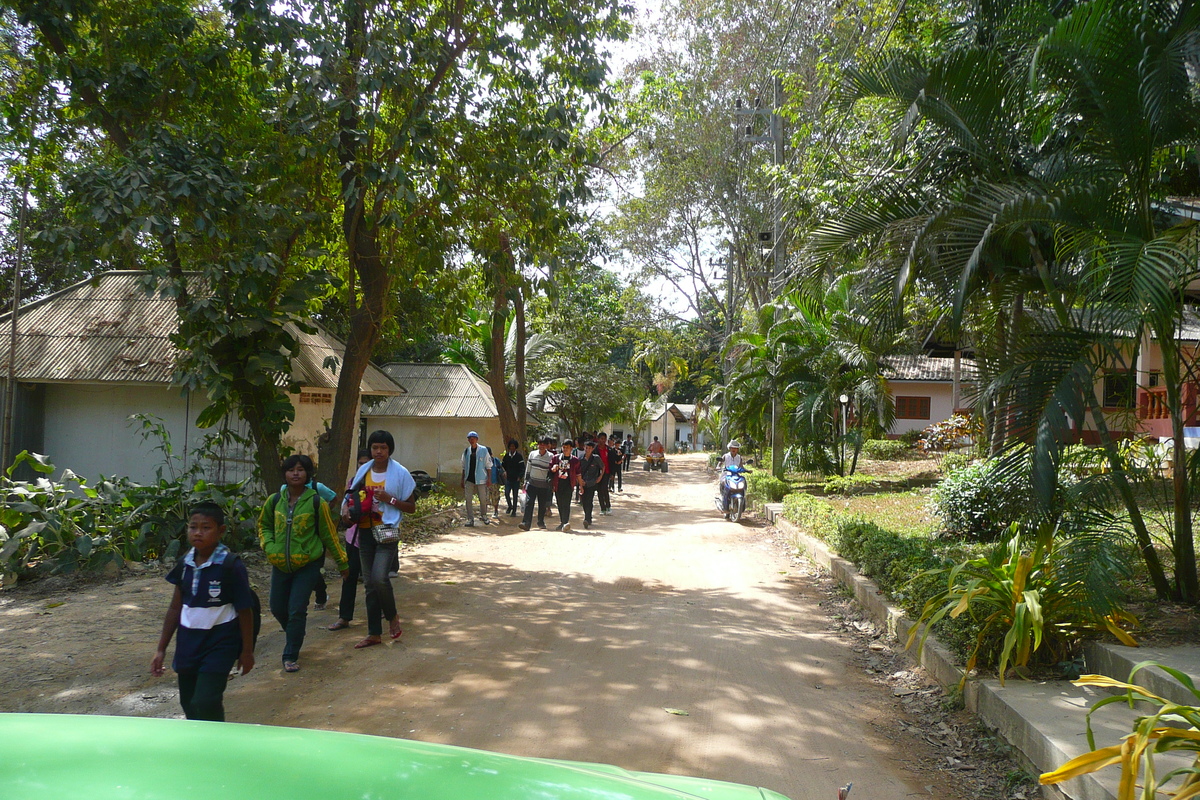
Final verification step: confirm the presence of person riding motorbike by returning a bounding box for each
[717,440,745,511]
[647,437,665,457]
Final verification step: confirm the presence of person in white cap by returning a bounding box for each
[460,431,494,527]
[717,440,745,511]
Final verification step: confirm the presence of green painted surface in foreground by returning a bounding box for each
[0,714,792,800]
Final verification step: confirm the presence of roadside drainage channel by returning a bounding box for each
[763,503,1199,800]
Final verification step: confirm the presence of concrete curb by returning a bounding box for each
[761,503,1145,800]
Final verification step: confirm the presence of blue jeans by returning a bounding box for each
[269,560,324,663]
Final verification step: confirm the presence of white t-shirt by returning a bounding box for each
[718,452,744,471]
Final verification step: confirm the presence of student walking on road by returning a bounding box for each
[326,449,371,632]
[258,455,349,673]
[518,437,554,531]
[622,434,634,470]
[460,431,493,527]
[608,436,623,493]
[152,502,255,721]
[342,430,416,649]
[501,440,525,516]
[551,439,580,531]
[595,432,614,515]
[578,440,605,529]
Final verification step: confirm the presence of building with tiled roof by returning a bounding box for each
[362,362,520,480]
[0,271,404,484]
[880,353,976,435]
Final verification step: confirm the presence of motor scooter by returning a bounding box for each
[714,464,748,522]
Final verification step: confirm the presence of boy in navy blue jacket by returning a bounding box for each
[151,502,256,721]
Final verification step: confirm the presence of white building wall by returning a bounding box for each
[41,383,253,485]
[887,382,957,435]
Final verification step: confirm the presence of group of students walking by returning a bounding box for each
[150,427,641,723]
[152,429,418,721]
[459,431,633,532]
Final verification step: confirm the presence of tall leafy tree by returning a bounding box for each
[6,0,335,482]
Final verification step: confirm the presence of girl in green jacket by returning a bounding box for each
[257,454,348,673]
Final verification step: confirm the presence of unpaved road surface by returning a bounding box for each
[1,453,973,800]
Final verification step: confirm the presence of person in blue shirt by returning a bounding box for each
[151,502,256,721]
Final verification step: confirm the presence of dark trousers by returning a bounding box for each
[623,452,631,470]
[582,485,597,523]
[314,576,327,606]
[269,560,323,663]
[597,474,611,512]
[613,463,622,491]
[178,670,229,722]
[555,485,573,525]
[522,484,552,527]
[505,479,522,512]
[359,530,399,637]
[337,539,361,621]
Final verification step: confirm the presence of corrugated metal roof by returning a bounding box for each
[883,354,978,382]
[365,363,499,418]
[0,271,404,395]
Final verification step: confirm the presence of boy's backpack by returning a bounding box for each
[229,554,263,646]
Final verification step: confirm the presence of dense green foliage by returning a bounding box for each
[929,460,1035,541]
[746,471,789,506]
[860,439,911,460]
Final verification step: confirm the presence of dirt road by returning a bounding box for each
[0,453,968,800]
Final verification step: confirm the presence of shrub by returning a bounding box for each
[861,439,911,460]
[707,452,721,471]
[822,473,879,495]
[747,471,789,505]
[909,523,1136,686]
[940,452,972,475]
[828,518,945,596]
[0,451,259,579]
[918,414,983,453]
[898,429,924,447]
[782,493,835,539]
[929,458,1033,541]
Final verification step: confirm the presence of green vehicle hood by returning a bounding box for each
[0,714,791,800]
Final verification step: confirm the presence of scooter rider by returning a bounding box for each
[718,440,745,511]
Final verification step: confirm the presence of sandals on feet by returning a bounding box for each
[327,620,351,631]
[283,661,300,673]
[354,637,382,649]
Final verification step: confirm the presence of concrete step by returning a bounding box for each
[1085,642,1200,707]
[976,678,1192,800]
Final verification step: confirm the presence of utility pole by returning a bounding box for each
[735,76,786,479]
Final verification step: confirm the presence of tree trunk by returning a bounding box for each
[317,0,389,490]
[488,282,520,449]
[1086,390,1174,600]
[514,286,527,442]
[1160,336,1198,602]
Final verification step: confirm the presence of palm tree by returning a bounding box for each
[807,0,1200,600]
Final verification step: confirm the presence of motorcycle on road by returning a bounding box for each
[715,464,748,522]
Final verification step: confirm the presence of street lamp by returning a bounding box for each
[838,394,849,475]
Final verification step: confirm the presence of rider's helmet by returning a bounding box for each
[728,440,741,449]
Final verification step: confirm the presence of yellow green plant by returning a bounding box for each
[1041,663,1200,799]
[907,522,1137,686]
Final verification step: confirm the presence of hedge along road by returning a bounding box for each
[0,452,964,800]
